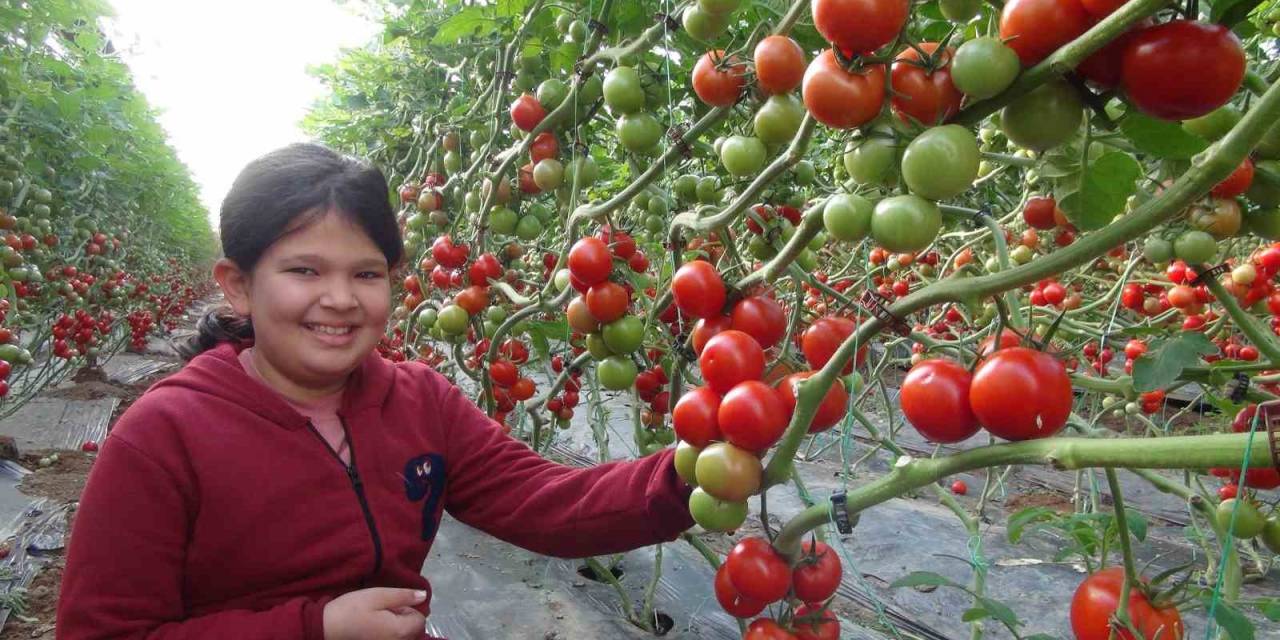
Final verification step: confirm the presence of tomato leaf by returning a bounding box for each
[961,607,989,622]
[889,571,960,590]
[1122,511,1147,542]
[1133,332,1218,392]
[1211,0,1264,26]
[1120,112,1210,159]
[1007,506,1059,544]
[1208,599,1255,640]
[974,595,1021,629]
[431,6,491,44]
[1057,152,1141,231]
[1256,598,1280,621]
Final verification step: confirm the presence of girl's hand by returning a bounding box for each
[322,587,428,640]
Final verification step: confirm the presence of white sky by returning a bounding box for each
[101,1,381,226]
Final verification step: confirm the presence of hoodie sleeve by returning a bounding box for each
[57,430,330,640]
[430,371,695,558]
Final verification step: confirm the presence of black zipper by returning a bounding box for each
[306,417,384,584]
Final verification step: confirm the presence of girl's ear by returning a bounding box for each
[213,258,253,317]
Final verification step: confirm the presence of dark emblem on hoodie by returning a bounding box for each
[404,453,446,541]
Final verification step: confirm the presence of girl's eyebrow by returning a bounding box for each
[282,254,387,270]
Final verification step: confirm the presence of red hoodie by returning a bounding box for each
[56,342,694,639]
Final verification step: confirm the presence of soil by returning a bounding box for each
[0,558,63,640]
[16,451,95,506]
[1003,490,1076,514]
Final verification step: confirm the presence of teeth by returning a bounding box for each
[307,324,352,336]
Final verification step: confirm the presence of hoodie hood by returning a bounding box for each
[148,341,396,430]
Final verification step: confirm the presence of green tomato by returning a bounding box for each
[1182,106,1241,142]
[951,37,1020,101]
[808,230,827,251]
[443,150,462,173]
[871,195,942,253]
[436,305,470,335]
[940,0,982,21]
[1262,516,1280,554]
[586,333,613,359]
[1245,208,1280,240]
[602,316,645,353]
[465,191,481,212]
[555,13,573,32]
[674,175,699,203]
[688,487,748,532]
[577,74,603,106]
[648,195,670,216]
[1217,498,1265,539]
[490,207,519,235]
[720,135,767,177]
[796,248,818,271]
[675,442,704,485]
[1000,79,1083,151]
[696,176,721,203]
[844,132,898,186]
[486,306,508,324]
[537,78,570,111]
[597,355,638,390]
[1009,244,1034,264]
[565,155,599,190]
[694,442,761,501]
[820,197,878,248]
[416,309,438,331]
[603,67,645,115]
[533,158,564,191]
[901,125,980,201]
[568,19,589,43]
[1173,229,1217,264]
[1142,237,1175,263]
[617,112,663,153]
[515,215,543,240]
[514,69,537,93]
[792,159,816,185]
[554,269,571,291]
[645,214,665,234]
[682,5,729,42]
[753,94,805,145]
[749,236,777,260]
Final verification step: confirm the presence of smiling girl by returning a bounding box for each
[56,144,694,640]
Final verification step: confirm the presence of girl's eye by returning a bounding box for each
[288,267,317,276]
[357,271,386,280]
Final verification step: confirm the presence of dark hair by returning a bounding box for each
[179,143,404,360]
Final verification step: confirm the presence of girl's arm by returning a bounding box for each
[56,432,331,640]
[430,371,694,558]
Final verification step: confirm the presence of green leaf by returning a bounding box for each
[1123,511,1147,542]
[1008,506,1059,544]
[975,595,1021,629]
[1210,600,1255,640]
[1212,0,1264,25]
[1121,112,1209,159]
[1256,598,1280,621]
[431,7,490,44]
[1133,332,1218,392]
[1057,152,1141,231]
[961,607,990,622]
[890,571,960,590]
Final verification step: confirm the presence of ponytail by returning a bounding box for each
[178,307,253,361]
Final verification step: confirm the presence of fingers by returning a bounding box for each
[363,587,429,610]
[392,608,427,639]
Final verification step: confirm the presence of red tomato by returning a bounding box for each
[517,162,540,194]
[999,0,1090,65]
[510,93,546,132]
[726,537,792,603]
[952,480,968,495]
[890,43,962,125]
[731,296,787,349]
[1080,0,1126,17]
[529,131,558,162]
[791,540,842,604]
[802,316,867,374]
[969,347,1073,441]
[1229,404,1280,489]
[673,386,722,447]
[1024,196,1060,230]
[585,281,629,323]
[802,50,886,130]
[776,372,849,433]
[673,260,727,319]
[510,378,536,401]
[700,330,766,394]
[1210,157,1254,198]
[692,315,733,355]
[978,328,1023,356]
[754,35,806,95]
[719,380,789,452]
[812,0,909,55]
[792,604,840,640]
[692,50,747,107]
[744,619,798,640]
[568,237,613,285]
[1070,567,1185,640]
[454,285,489,315]
[1121,20,1245,121]
[715,563,766,618]
[489,359,518,387]
[901,358,981,443]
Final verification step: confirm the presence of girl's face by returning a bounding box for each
[217,209,392,394]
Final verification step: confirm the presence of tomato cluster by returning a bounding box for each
[716,537,842,640]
